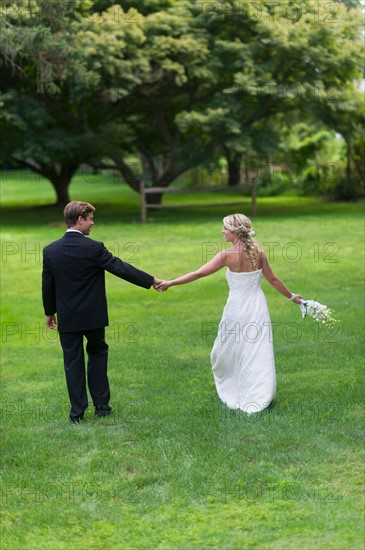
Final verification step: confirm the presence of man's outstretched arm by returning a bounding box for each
[96,244,156,289]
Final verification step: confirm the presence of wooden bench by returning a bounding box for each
[140,182,256,223]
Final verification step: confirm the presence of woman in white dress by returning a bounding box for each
[157,214,302,414]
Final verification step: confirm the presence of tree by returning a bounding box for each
[0,0,363,207]
[106,3,217,200]
[0,1,103,204]
[176,0,363,191]
[0,1,149,205]
[313,90,365,199]
[87,0,363,202]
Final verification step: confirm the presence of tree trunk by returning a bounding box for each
[112,157,141,193]
[51,163,79,207]
[343,142,352,199]
[251,179,257,217]
[227,153,242,187]
[17,158,78,207]
[338,139,358,200]
[267,154,272,185]
[146,192,163,205]
[51,177,71,207]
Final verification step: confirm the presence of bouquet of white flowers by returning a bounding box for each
[299,299,338,329]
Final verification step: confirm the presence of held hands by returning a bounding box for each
[152,278,171,292]
[156,280,171,291]
[152,278,169,292]
[153,278,162,290]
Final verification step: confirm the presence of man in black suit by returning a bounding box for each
[42,201,160,423]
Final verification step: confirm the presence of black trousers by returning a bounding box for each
[59,328,110,419]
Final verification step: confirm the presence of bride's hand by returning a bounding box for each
[293,294,303,304]
[156,280,171,291]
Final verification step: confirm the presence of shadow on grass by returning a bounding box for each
[1,197,364,229]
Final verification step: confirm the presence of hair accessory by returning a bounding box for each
[237,225,255,237]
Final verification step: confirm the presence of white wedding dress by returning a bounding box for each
[210,268,276,414]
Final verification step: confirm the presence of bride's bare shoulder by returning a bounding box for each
[225,246,248,270]
[225,246,242,262]
[225,247,238,258]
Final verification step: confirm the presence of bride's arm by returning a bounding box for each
[261,252,302,303]
[157,251,227,290]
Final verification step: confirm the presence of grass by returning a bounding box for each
[0,171,364,549]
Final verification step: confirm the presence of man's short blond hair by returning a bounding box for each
[64,201,95,228]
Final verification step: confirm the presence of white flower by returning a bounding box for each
[237,226,255,237]
[299,299,338,329]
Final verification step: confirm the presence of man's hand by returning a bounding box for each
[45,315,57,330]
[155,280,170,291]
[153,278,164,291]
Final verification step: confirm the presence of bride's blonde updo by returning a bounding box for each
[223,213,262,268]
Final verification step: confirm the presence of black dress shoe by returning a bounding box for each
[95,404,112,417]
[70,414,84,424]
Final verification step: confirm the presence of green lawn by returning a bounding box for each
[1,172,364,549]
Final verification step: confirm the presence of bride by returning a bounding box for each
[156,214,302,414]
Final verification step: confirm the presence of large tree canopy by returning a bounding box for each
[0,0,363,206]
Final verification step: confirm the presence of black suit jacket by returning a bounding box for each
[42,232,154,332]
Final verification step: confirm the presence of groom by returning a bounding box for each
[42,201,161,423]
